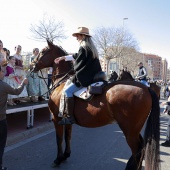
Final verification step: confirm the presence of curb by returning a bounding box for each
[7,122,54,146]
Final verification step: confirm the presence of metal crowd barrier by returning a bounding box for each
[6,101,52,129]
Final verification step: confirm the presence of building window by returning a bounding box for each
[110,62,117,73]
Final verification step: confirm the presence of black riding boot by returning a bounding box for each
[58,97,75,125]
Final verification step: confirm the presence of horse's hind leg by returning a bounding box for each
[125,134,144,170]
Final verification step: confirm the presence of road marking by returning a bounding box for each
[5,129,55,153]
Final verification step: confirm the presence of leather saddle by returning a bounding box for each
[74,71,107,100]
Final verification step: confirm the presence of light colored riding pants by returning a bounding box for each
[59,79,82,116]
[140,80,149,87]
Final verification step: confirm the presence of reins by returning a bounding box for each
[27,66,74,98]
[28,66,69,80]
[39,68,74,97]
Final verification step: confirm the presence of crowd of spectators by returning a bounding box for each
[0,40,50,106]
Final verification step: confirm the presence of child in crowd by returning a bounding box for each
[4,56,27,105]
[4,56,20,105]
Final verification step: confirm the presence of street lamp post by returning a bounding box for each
[118,18,128,72]
[123,18,128,28]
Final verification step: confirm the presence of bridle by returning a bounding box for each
[33,68,74,97]
[27,46,74,97]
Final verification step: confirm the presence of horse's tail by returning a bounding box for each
[143,88,160,170]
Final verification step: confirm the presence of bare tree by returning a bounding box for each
[93,26,138,74]
[30,14,66,43]
[120,48,141,75]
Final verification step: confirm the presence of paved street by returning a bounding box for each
[3,100,170,170]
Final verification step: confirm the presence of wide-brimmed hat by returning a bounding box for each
[72,27,91,37]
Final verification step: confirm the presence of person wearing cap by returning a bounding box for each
[136,62,149,87]
[54,27,102,125]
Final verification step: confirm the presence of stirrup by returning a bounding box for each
[58,117,74,125]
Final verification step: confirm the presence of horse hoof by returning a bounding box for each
[52,159,61,167]
[51,162,59,168]
[52,157,66,167]
[64,152,70,159]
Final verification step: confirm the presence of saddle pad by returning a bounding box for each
[74,81,104,100]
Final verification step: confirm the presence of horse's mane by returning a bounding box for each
[58,45,68,55]
[41,43,68,56]
[40,46,49,54]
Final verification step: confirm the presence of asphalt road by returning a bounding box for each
[3,100,170,170]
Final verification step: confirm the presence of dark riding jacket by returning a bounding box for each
[72,46,102,87]
[138,66,147,81]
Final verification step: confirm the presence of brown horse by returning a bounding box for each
[118,69,161,98]
[33,40,160,170]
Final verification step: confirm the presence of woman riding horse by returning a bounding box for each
[54,27,102,125]
[33,39,160,170]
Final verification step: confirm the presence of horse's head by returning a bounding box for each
[33,40,67,72]
[118,69,134,81]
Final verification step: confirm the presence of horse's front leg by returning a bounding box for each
[64,124,72,159]
[52,119,66,167]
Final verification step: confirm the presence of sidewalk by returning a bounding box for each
[6,99,54,146]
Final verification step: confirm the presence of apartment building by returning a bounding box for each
[143,53,162,80]
[100,57,118,75]
[22,52,32,71]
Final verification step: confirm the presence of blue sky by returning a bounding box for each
[0,0,170,65]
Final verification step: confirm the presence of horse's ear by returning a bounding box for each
[47,39,54,49]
